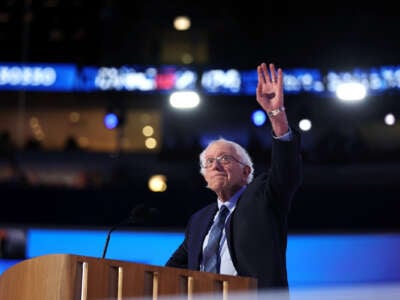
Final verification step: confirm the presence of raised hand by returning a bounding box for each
[256,62,284,114]
[256,62,288,136]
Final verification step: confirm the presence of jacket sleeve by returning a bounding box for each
[165,240,188,269]
[165,219,191,269]
[268,127,303,213]
[165,204,216,270]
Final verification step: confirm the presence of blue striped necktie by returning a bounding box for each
[202,205,229,273]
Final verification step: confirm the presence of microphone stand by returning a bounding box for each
[102,216,131,259]
[101,224,119,259]
[101,203,159,259]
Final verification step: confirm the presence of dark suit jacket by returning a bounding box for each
[166,130,302,290]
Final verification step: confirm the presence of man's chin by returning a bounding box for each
[206,183,226,193]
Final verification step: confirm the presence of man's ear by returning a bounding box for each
[243,165,251,178]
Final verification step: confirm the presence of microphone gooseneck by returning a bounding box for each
[101,224,118,259]
[101,203,159,259]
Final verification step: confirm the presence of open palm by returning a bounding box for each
[256,63,284,113]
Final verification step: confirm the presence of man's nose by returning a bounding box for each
[210,159,223,169]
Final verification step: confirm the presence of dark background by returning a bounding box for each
[1,0,399,69]
[0,0,399,233]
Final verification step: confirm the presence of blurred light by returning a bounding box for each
[155,73,175,90]
[34,130,44,141]
[299,119,312,131]
[103,112,119,129]
[145,137,157,149]
[251,110,267,126]
[173,16,191,31]
[29,117,39,128]
[0,65,57,88]
[94,67,155,91]
[69,111,80,123]
[283,69,324,93]
[201,69,241,93]
[384,113,396,126]
[175,70,197,89]
[169,91,200,109]
[181,53,194,64]
[142,125,154,137]
[78,136,89,147]
[29,117,45,140]
[148,174,167,192]
[336,82,367,101]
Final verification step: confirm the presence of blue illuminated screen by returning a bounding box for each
[1,229,399,288]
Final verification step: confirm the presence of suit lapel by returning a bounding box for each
[225,191,245,270]
[192,203,218,267]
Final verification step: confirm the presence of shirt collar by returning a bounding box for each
[217,185,247,211]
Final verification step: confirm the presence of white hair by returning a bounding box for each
[199,138,254,183]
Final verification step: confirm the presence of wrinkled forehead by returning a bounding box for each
[205,141,236,157]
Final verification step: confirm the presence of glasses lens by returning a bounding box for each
[220,155,230,163]
[204,158,213,168]
[203,155,241,168]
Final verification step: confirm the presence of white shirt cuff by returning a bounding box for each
[273,128,292,141]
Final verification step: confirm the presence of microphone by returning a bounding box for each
[101,203,159,259]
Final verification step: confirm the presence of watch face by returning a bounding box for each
[268,107,285,117]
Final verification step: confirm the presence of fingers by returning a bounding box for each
[261,63,271,83]
[277,68,283,91]
[269,63,277,83]
[258,62,280,84]
[257,65,265,85]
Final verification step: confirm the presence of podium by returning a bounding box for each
[0,254,257,299]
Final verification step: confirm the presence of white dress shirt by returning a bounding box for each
[201,185,247,275]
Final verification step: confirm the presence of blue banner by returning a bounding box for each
[1,62,399,95]
[0,63,78,91]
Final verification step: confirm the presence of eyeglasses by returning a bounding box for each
[201,154,245,169]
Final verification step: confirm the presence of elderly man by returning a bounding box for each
[166,62,302,291]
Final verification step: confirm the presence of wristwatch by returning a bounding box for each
[267,106,285,117]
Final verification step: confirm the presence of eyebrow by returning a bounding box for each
[205,154,224,160]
